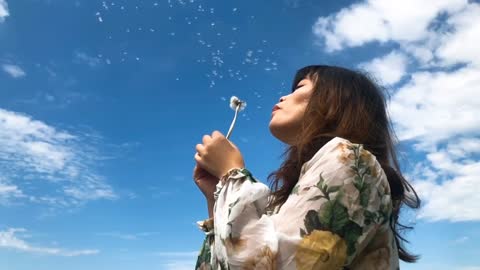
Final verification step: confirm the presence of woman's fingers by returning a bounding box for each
[194,152,202,163]
[211,130,223,139]
[196,143,206,156]
[202,135,211,145]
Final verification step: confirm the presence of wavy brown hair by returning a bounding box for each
[266,65,421,263]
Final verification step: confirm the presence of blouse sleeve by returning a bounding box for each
[196,138,393,270]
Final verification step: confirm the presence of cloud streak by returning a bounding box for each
[155,251,198,270]
[0,0,8,23]
[98,231,161,241]
[0,228,99,256]
[2,64,26,78]
[0,108,116,207]
[73,51,102,68]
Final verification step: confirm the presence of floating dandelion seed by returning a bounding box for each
[226,96,246,140]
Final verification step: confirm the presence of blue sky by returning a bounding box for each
[1,0,480,269]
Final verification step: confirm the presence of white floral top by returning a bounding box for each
[196,137,399,270]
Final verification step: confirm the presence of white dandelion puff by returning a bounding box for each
[226,96,247,139]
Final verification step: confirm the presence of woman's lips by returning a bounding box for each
[272,105,280,112]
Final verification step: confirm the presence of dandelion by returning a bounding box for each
[226,96,246,140]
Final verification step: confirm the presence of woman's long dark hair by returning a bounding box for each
[266,65,421,263]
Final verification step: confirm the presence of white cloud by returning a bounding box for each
[0,228,99,256]
[156,251,199,257]
[2,64,26,78]
[0,178,24,204]
[98,231,161,241]
[410,137,480,222]
[0,108,116,207]
[359,51,408,85]
[313,0,480,222]
[436,4,480,67]
[0,0,8,22]
[163,260,197,270]
[452,236,469,245]
[73,51,102,68]
[155,251,198,270]
[410,159,480,222]
[313,0,468,52]
[388,66,480,144]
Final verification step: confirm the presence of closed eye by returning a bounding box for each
[292,83,305,93]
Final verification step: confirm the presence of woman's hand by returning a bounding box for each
[193,163,218,203]
[194,130,245,179]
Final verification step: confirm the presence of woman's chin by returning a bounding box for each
[269,125,290,144]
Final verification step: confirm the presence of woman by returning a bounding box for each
[193,65,420,269]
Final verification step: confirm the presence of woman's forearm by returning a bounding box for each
[207,198,215,218]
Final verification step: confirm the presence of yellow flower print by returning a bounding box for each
[242,245,277,270]
[295,230,347,270]
[224,236,247,256]
[336,142,356,164]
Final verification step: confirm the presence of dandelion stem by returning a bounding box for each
[226,105,240,140]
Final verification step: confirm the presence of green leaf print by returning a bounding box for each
[240,168,257,183]
[326,185,341,194]
[359,183,371,208]
[316,174,325,189]
[297,142,391,261]
[228,198,240,218]
[303,210,325,234]
[315,173,342,201]
[364,210,377,226]
[291,185,300,195]
[307,195,326,202]
[219,259,229,270]
[195,235,212,269]
[318,199,350,236]
[343,221,363,256]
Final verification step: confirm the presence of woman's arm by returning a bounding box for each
[201,137,393,269]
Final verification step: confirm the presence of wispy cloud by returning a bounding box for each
[163,260,197,270]
[2,64,26,78]
[0,108,116,207]
[156,251,199,257]
[313,0,480,222]
[98,231,161,241]
[408,142,480,222]
[155,251,198,270]
[451,236,469,245]
[0,177,24,205]
[73,51,102,68]
[0,0,8,22]
[0,228,99,256]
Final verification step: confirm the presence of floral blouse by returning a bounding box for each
[195,137,399,270]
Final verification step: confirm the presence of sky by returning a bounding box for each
[1,0,480,269]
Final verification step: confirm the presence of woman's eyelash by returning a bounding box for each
[292,84,304,92]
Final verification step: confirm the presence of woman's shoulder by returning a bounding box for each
[301,136,390,195]
[302,137,374,169]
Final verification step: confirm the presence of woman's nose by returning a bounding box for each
[279,96,286,102]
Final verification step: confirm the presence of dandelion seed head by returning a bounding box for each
[229,96,247,111]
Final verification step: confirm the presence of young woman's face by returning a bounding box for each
[269,77,315,145]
